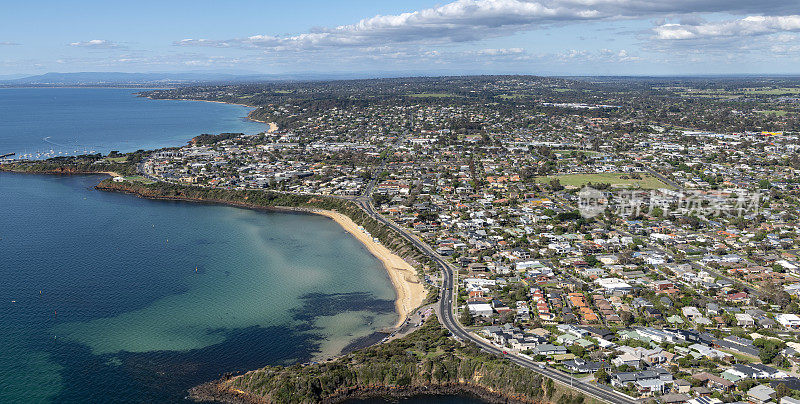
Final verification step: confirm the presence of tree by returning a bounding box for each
[549,178,564,191]
[755,338,786,364]
[594,368,609,384]
[776,383,791,399]
[513,287,528,302]
[621,311,635,326]
[460,308,474,326]
[568,344,585,358]
[738,379,758,392]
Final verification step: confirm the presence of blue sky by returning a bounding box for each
[2,0,800,76]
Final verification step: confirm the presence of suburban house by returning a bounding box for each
[692,372,735,392]
[562,358,603,373]
[611,369,673,395]
[776,314,800,329]
[747,385,776,404]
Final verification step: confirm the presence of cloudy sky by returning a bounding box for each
[2,0,800,76]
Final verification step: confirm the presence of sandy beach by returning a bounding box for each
[313,209,426,327]
[143,96,278,133]
[98,171,123,177]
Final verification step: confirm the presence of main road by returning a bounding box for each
[352,194,637,404]
[138,148,636,403]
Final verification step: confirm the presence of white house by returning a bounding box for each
[468,303,494,317]
[595,278,633,294]
[735,313,755,327]
[776,313,800,329]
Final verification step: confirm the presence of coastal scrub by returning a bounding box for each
[190,318,600,404]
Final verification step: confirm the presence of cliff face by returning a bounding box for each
[2,163,100,175]
[189,380,544,404]
[186,319,597,404]
[1,152,143,176]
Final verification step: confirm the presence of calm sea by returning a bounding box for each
[0,88,486,404]
[0,89,398,403]
[0,87,264,157]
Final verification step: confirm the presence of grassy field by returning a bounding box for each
[535,173,671,189]
[406,93,460,98]
[742,87,800,95]
[718,348,756,363]
[680,87,800,97]
[123,175,155,184]
[757,110,790,117]
[497,93,526,99]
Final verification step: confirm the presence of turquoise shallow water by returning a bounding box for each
[0,88,485,404]
[0,172,397,403]
[0,88,397,403]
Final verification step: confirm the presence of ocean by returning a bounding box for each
[0,87,265,158]
[0,89,398,403]
[0,88,487,404]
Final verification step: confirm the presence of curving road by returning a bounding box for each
[138,149,636,403]
[353,196,637,404]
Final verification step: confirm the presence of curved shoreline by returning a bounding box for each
[89,179,425,328]
[0,167,425,328]
[140,95,279,133]
[312,209,425,327]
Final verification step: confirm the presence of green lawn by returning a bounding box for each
[535,173,671,189]
[757,109,789,116]
[123,175,155,184]
[553,149,603,157]
[718,348,756,363]
[406,93,460,98]
[497,93,526,99]
[742,87,800,95]
[680,88,800,97]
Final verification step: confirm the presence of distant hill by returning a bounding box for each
[0,72,265,86]
[0,71,446,86]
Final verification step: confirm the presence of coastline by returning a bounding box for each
[189,378,534,404]
[185,318,598,404]
[312,209,426,327]
[96,170,122,177]
[1,166,424,329]
[140,95,279,133]
[3,160,422,332]
[85,178,425,328]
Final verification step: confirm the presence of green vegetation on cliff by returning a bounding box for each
[209,318,597,404]
[0,151,146,176]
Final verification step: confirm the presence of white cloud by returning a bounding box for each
[0,41,21,46]
[474,48,525,55]
[176,0,800,53]
[69,39,120,48]
[654,15,800,40]
[177,0,594,50]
